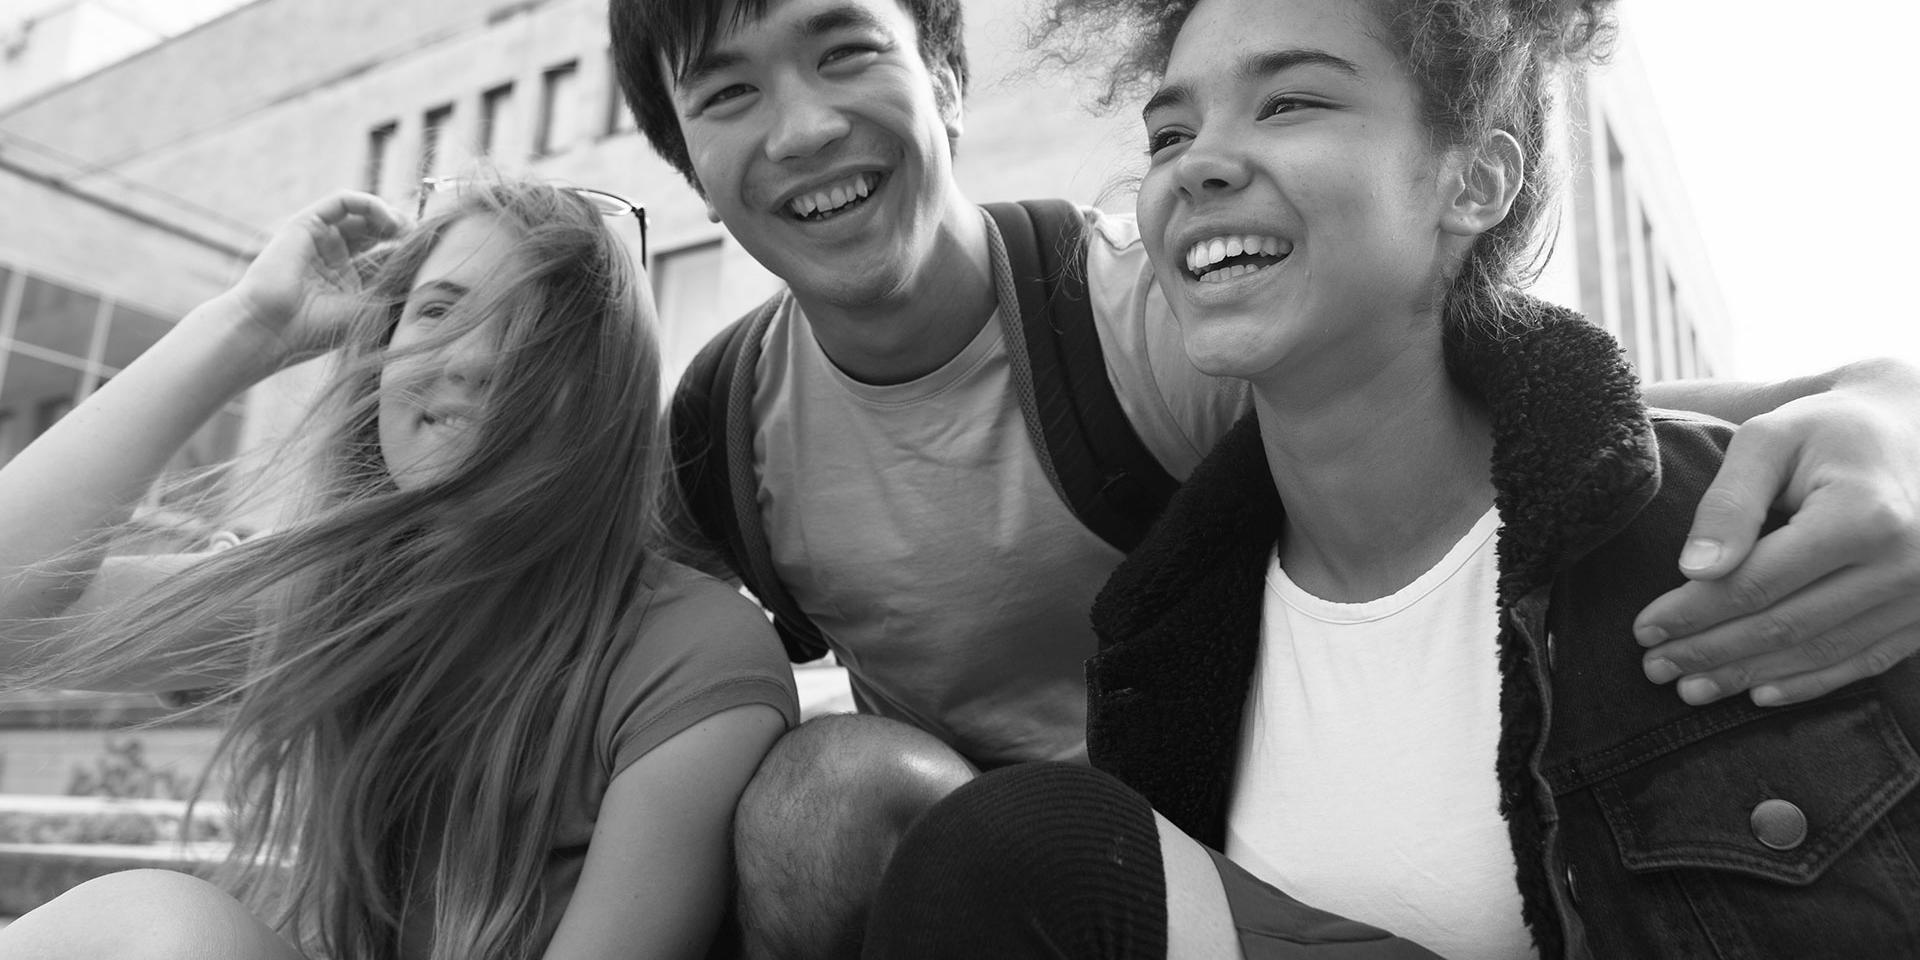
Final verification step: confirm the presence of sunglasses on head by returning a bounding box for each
[416,177,648,264]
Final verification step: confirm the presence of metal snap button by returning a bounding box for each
[1750,799,1808,851]
[1545,628,1558,670]
[1564,864,1580,905]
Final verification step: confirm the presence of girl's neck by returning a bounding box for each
[1251,333,1496,604]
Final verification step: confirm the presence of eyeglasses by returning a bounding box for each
[416,177,648,264]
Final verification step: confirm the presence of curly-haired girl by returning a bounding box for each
[862,1,1920,957]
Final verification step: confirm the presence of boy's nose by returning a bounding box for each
[766,93,852,162]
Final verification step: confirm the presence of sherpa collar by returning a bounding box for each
[1093,295,1657,636]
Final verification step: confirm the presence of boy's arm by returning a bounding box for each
[1635,358,1920,705]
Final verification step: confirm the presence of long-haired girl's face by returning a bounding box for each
[1137,0,1463,389]
[377,214,526,490]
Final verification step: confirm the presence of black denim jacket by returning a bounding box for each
[1087,298,1920,959]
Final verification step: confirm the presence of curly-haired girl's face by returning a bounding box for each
[1136,0,1466,390]
[377,215,523,490]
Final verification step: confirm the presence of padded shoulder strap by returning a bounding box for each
[984,200,1180,554]
[669,293,831,663]
[670,309,747,563]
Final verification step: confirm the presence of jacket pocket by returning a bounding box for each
[1590,693,1920,958]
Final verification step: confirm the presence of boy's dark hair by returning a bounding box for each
[610,0,971,190]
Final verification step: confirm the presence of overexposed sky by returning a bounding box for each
[1625,1,1920,380]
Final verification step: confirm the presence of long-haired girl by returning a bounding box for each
[0,179,797,960]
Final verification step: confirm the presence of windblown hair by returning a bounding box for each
[26,179,668,960]
[609,0,969,190]
[1035,0,1616,335]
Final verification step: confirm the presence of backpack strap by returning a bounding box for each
[669,293,831,663]
[670,201,1180,661]
[983,200,1181,554]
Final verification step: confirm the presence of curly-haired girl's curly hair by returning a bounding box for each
[1037,0,1616,336]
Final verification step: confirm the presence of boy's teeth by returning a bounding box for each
[789,173,876,218]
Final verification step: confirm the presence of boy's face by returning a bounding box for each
[665,0,964,309]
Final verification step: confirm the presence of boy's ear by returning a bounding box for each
[1442,129,1524,238]
[933,64,964,140]
[705,194,722,223]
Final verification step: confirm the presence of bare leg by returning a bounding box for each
[733,714,977,960]
[1157,812,1244,960]
[0,868,303,960]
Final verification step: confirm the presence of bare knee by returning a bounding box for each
[739,714,976,835]
[0,869,295,960]
[733,714,976,960]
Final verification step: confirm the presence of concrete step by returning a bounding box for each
[0,795,230,845]
[0,796,231,918]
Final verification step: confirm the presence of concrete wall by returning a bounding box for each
[0,167,247,320]
[0,727,225,798]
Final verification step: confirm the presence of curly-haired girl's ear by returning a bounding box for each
[1442,129,1525,239]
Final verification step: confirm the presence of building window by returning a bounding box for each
[420,103,454,180]
[480,82,514,157]
[652,240,726,379]
[0,350,79,457]
[536,60,580,157]
[605,49,637,136]
[35,395,73,435]
[0,267,236,472]
[12,275,97,356]
[366,121,398,195]
[1605,127,1636,369]
[0,410,17,464]
[102,303,173,371]
[1641,212,1665,381]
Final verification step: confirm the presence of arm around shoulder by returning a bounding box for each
[1640,356,1920,425]
[1633,356,1920,706]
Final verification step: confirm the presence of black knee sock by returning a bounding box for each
[861,761,1168,960]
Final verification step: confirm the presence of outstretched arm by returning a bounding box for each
[1635,358,1920,705]
[0,191,404,676]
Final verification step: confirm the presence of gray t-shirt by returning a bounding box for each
[748,208,1245,766]
[399,557,798,954]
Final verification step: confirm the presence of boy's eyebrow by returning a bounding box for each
[1142,47,1362,118]
[801,4,890,38]
[678,49,745,90]
[676,3,893,89]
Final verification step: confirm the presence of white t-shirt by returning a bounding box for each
[1224,507,1536,960]
[749,208,1246,766]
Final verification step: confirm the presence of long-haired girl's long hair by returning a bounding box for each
[24,179,669,959]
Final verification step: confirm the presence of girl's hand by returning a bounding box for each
[226,191,408,367]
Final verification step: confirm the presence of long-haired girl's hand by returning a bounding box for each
[227,191,408,368]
